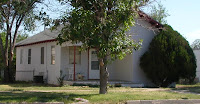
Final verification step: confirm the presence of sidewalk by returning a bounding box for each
[126,99,200,104]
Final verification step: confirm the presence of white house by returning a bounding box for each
[15,11,163,86]
[192,39,200,82]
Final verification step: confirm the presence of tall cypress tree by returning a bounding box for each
[140,25,196,87]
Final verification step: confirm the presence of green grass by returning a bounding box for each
[0,82,200,103]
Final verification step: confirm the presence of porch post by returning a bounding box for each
[73,46,76,81]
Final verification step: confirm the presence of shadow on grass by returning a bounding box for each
[0,91,98,103]
[5,82,101,89]
[72,83,99,88]
[0,81,57,88]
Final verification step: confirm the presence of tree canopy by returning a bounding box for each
[140,25,196,87]
[0,0,43,82]
[0,32,28,80]
[144,1,169,24]
[57,0,148,94]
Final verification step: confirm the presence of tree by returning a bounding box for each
[0,0,43,82]
[0,32,28,81]
[0,32,6,79]
[146,1,169,24]
[56,0,149,94]
[140,25,196,87]
[16,33,28,43]
[191,39,200,50]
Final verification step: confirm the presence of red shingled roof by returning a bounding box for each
[138,10,163,29]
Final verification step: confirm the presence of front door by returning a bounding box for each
[89,49,100,79]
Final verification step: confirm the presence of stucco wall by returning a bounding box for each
[16,19,159,85]
[131,19,156,85]
[111,19,157,85]
[194,50,200,81]
[16,42,61,85]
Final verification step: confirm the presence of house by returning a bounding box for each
[192,39,200,82]
[15,11,163,86]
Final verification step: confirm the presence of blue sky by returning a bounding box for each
[162,0,200,44]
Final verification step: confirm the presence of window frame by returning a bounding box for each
[28,49,31,64]
[51,46,55,65]
[20,49,23,64]
[41,47,44,64]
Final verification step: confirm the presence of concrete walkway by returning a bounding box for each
[126,99,200,104]
[171,89,200,95]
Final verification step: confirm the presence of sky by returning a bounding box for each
[30,0,200,45]
[161,0,200,44]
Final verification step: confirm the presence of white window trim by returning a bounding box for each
[41,47,44,64]
[51,46,55,65]
[20,49,23,64]
[28,49,31,64]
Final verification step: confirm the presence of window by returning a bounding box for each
[20,49,23,64]
[91,51,99,70]
[69,46,81,64]
[41,47,44,64]
[51,46,55,65]
[28,49,31,64]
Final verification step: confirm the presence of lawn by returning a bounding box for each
[0,83,200,103]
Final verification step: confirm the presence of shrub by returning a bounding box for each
[57,71,66,87]
[140,25,196,87]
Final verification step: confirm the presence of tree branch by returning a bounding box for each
[11,14,24,60]
[0,6,9,23]
[9,13,16,31]
[4,26,9,66]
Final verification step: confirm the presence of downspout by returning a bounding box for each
[73,46,76,81]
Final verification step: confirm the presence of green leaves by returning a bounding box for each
[148,1,169,24]
[140,24,196,87]
[0,0,44,82]
[0,0,44,32]
[57,0,145,62]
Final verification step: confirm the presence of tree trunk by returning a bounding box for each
[99,57,109,94]
[3,32,9,83]
[4,65,9,82]
[9,33,14,82]
[8,56,14,82]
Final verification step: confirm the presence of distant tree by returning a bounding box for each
[148,1,169,24]
[191,39,200,50]
[140,25,196,87]
[16,33,28,43]
[56,0,148,94]
[0,0,44,82]
[0,32,28,81]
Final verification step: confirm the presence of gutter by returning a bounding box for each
[15,39,57,47]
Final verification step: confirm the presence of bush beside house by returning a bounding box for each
[140,25,196,87]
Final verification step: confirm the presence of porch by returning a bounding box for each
[63,80,144,88]
[59,42,134,84]
[60,43,106,81]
